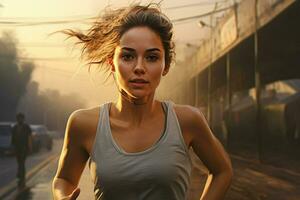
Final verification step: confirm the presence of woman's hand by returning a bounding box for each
[60,188,80,200]
[174,105,233,200]
[53,109,96,200]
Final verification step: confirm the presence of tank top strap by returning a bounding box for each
[164,101,192,162]
[89,102,110,164]
[89,101,193,200]
[102,102,111,139]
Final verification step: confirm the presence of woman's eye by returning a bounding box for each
[146,55,159,62]
[121,54,134,61]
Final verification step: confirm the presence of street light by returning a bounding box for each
[0,4,4,16]
[197,19,214,125]
[43,106,60,130]
[186,42,201,108]
[198,20,213,29]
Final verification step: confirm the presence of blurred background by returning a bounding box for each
[0,0,299,199]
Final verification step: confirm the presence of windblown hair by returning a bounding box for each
[62,3,175,74]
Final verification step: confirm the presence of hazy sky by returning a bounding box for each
[0,0,227,107]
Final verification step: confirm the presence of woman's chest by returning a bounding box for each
[109,116,166,153]
[90,145,191,188]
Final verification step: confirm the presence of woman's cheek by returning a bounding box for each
[150,67,164,81]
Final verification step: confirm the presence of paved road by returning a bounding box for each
[3,144,300,200]
[0,148,56,189]
[4,157,95,200]
[0,139,62,199]
[227,155,300,200]
[6,157,59,200]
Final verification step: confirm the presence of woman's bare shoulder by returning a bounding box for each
[173,103,205,124]
[70,106,100,121]
[172,103,208,137]
[66,106,101,139]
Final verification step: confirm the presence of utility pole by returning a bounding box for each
[0,4,4,17]
[254,0,263,162]
[226,52,232,149]
[207,3,218,125]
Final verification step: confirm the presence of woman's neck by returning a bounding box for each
[111,94,160,127]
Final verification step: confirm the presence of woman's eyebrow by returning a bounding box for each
[146,48,161,52]
[120,47,161,52]
[121,47,135,52]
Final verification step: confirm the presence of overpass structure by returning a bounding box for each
[159,0,299,105]
[158,0,300,155]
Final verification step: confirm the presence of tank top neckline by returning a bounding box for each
[104,101,169,156]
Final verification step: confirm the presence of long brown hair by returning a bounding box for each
[62,3,175,76]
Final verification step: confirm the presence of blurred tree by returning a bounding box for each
[0,31,85,127]
[17,83,85,131]
[0,32,34,121]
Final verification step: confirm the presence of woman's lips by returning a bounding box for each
[129,79,149,87]
[129,78,149,83]
[129,81,149,87]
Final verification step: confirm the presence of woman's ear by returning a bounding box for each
[108,58,115,72]
[162,66,169,76]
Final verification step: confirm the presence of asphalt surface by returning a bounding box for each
[0,139,62,200]
[0,149,55,189]
[5,157,58,200]
[2,140,300,200]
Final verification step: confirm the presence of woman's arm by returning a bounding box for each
[190,108,233,200]
[52,110,90,200]
[196,138,232,200]
[175,105,233,200]
[52,178,80,200]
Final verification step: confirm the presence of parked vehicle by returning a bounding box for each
[31,125,53,152]
[48,130,63,139]
[0,122,14,155]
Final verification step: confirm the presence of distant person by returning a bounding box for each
[53,3,233,200]
[11,112,32,189]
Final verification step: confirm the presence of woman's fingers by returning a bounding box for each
[61,188,81,200]
[69,188,80,200]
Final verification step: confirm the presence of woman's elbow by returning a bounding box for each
[222,161,233,185]
[52,176,76,200]
[227,164,233,183]
[223,151,234,182]
[52,177,64,197]
[214,160,233,184]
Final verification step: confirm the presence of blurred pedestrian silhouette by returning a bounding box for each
[11,113,32,189]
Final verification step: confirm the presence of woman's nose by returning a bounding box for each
[133,58,146,74]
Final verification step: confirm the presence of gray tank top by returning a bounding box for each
[89,101,192,200]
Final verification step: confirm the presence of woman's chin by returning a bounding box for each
[131,94,150,102]
[126,92,153,103]
[119,87,155,103]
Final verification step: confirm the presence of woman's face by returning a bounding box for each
[112,26,168,100]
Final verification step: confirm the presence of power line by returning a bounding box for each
[17,43,66,48]
[36,68,90,81]
[0,55,75,61]
[0,14,95,21]
[18,56,76,61]
[172,5,233,23]
[34,65,109,84]
[0,4,234,27]
[0,17,95,26]
[164,1,227,10]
